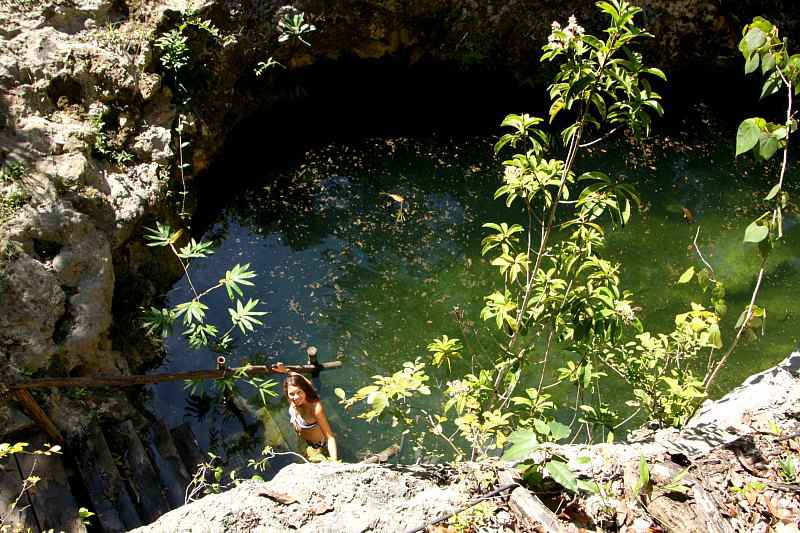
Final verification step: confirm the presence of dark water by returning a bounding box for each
[146,126,800,469]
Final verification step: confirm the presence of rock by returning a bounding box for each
[44,0,116,34]
[131,463,467,532]
[2,203,116,374]
[132,126,173,163]
[0,402,34,436]
[0,251,64,373]
[668,352,800,458]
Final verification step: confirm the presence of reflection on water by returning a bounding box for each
[147,132,800,469]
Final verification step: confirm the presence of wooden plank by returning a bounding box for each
[15,433,87,533]
[112,421,170,523]
[74,424,141,532]
[498,469,567,533]
[0,455,39,533]
[11,362,342,390]
[145,419,191,509]
[12,390,64,445]
[170,423,207,478]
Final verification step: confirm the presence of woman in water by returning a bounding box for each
[272,363,338,461]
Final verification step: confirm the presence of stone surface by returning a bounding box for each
[668,351,800,458]
[131,464,468,533]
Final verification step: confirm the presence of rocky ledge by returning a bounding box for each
[134,352,800,533]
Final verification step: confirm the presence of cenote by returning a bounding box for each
[145,60,800,471]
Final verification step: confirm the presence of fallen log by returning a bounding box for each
[498,469,567,533]
[361,443,401,464]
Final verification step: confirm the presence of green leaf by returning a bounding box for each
[577,479,601,494]
[533,418,550,435]
[501,430,538,462]
[761,52,776,75]
[548,420,571,442]
[743,220,769,243]
[707,323,723,349]
[761,73,782,99]
[366,390,388,416]
[739,27,766,59]
[581,34,603,50]
[744,52,760,74]
[223,264,257,300]
[758,132,779,160]
[334,387,346,400]
[545,460,578,493]
[735,118,760,156]
[643,67,667,81]
[565,75,595,107]
[677,266,695,284]
[765,183,781,200]
[633,455,650,498]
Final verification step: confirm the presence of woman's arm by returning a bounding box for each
[314,402,338,461]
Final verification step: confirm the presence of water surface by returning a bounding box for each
[147,127,800,467]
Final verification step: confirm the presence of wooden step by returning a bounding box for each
[145,419,191,509]
[170,423,206,477]
[108,421,170,524]
[0,453,38,533]
[14,433,87,533]
[74,424,141,532]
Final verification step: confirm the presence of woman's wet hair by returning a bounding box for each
[283,372,320,402]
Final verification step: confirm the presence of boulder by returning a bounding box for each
[131,463,469,533]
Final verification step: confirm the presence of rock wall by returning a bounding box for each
[0,0,797,437]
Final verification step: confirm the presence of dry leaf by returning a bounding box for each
[257,488,297,505]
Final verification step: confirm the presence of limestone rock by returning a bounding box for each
[2,203,116,373]
[131,464,467,533]
[0,250,64,373]
[132,126,173,163]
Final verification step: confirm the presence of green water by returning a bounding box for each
[148,130,800,466]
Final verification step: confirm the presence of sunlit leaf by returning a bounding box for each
[677,266,695,284]
[736,118,760,156]
[546,460,578,493]
[743,220,769,243]
[500,430,538,462]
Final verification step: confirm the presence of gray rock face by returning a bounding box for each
[0,0,176,437]
[2,203,118,374]
[131,463,468,533]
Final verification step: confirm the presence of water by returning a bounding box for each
[146,127,800,469]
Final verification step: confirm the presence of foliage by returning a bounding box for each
[777,455,798,483]
[340,0,678,461]
[185,447,306,503]
[0,161,29,226]
[89,112,134,166]
[339,9,799,470]
[0,442,65,532]
[154,5,235,99]
[427,335,462,371]
[141,222,276,406]
[682,16,797,392]
[276,6,317,47]
[449,500,496,532]
[145,3,318,416]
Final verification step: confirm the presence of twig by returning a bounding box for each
[579,126,621,148]
[403,482,517,533]
[691,227,716,280]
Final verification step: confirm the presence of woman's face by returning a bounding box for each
[287,384,307,407]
